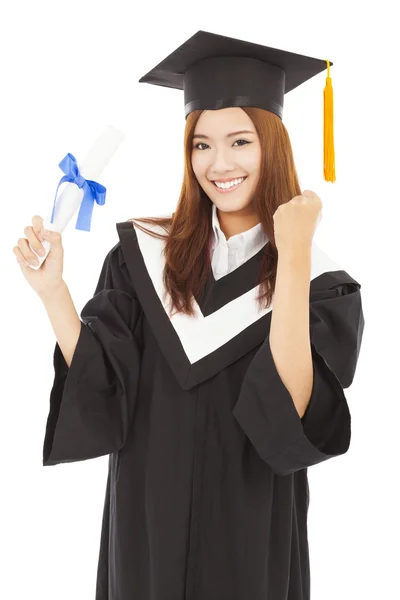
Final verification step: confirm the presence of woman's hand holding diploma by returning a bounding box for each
[11,127,125,365]
[13,215,81,368]
[13,215,65,298]
[12,125,125,271]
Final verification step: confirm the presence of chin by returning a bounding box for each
[214,197,254,213]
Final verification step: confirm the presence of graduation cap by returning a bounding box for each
[139,30,335,182]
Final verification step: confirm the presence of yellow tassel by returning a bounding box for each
[323,59,336,182]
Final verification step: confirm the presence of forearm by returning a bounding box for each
[40,282,82,368]
[269,247,313,418]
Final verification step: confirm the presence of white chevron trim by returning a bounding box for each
[133,219,342,364]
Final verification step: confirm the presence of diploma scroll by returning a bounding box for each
[28,125,125,270]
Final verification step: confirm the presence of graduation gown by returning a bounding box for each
[43,218,365,600]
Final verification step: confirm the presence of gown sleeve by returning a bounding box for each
[232,279,365,476]
[42,243,143,466]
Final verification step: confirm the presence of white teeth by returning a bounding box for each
[214,177,245,189]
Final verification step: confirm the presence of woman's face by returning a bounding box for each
[191,107,262,215]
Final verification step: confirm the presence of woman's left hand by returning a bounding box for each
[273,189,323,255]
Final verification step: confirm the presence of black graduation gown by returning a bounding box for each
[43,218,365,600]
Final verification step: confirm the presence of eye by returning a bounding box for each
[193,139,251,150]
[233,139,250,147]
[193,142,208,151]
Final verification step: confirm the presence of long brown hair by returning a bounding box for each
[130,107,301,317]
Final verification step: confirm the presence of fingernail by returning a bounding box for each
[37,248,45,256]
[30,258,39,266]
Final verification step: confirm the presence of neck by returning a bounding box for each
[217,205,260,240]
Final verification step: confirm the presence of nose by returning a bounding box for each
[209,147,236,174]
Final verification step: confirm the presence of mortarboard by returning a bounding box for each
[139,30,335,182]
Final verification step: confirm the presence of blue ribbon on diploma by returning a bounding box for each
[50,153,107,232]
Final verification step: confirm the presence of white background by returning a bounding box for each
[1,1,398,598]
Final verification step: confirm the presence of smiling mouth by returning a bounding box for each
[211,176,248,191]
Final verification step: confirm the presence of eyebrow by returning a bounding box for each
[192,129,256,140]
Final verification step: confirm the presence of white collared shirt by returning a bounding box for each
[210,203,269,280]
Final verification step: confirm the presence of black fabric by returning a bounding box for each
[138,30,332,119]
[196,242,269,316]
[232,283,364,476]
[43,244,143,465]
[42,233,365,600]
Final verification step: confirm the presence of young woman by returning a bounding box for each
[13,31,365,600]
